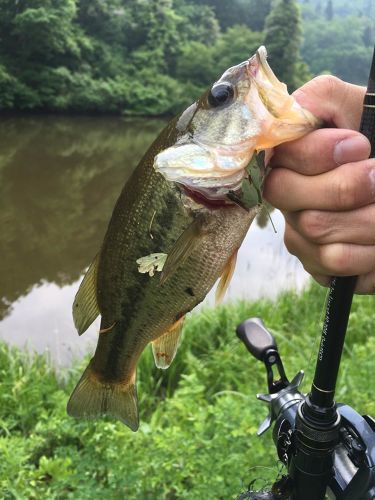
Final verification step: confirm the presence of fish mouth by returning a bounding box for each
[247,45,281,87]
[179,170,246,208]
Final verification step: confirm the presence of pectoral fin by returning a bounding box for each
[151,317,184,369]
[160,215,207,284]
[73,254,100,335]
[215,250,238,305]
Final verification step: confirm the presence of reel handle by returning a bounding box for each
[236,317,277,361]
[237,318,289,395]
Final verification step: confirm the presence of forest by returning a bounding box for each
[0,0,374,115]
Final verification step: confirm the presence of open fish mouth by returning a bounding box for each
[154,45,320,200]
[247,46,279,86]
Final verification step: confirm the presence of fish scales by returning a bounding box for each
[68,46,320,430]
[94,168,256,382]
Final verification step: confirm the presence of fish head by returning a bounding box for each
[155,46,320,203]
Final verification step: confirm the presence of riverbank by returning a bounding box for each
[1,282,373,498]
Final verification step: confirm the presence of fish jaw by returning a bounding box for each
[247,46,321,148]
[154,46,320,202]
[154,142,248,194]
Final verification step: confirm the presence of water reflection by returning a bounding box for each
[0,115,165,320]
[0,281,99,366]
[0,116,309,365]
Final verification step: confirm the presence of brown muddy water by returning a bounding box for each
[0,115,309,366]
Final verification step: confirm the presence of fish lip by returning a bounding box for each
[248,45,280,86]
[193,136,255,154]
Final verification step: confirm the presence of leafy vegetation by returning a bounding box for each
[300,0,374,84]
[0,0,372,115]
[1,283,374,498]
[265,0,311,90]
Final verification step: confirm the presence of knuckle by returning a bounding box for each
[334,175,358,209]
[263,175,276,203]
[310,75,343,99]
[365,163,375,201]
[284,237,296,257]
[319,244,353,275]
[295,144,312,169]
[298,210,331,243]
[263,169,285,205]
[284,225,298,256]
[357,273,375,295]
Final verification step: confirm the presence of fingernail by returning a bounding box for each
[369,165,375,197]
[333,135,370,165]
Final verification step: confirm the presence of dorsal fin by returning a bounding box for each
[73,253,100,335]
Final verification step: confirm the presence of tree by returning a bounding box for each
[177,3,220,45]
[264,0,308,90]
[193,0,272,32]
[302,16,372,85]
[325,0,334,20]
[193,0,250,30]
[77,0,126,47]
[247,0,272,31]
[366,0,373,16]
[11,1,81,65]
[213,25,263,74]
[7,0,372,115]
[363,24,373,47]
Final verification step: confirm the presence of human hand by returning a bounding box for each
[264,75,375,294]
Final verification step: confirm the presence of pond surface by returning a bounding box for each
[0,115,309,366]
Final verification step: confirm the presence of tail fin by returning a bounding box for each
[67,364,139,431]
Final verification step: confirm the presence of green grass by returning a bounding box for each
[0,282,374,499]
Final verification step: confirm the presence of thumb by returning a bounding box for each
[293,75,366,131]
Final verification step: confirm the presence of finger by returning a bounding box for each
[284,223,375,277]
[264,158,375,212]
[285,204,375,246]
[310,272,375,294]
[293,75,366,129]
[270,129,370,175]
[356,270,375,294]
[311,273,330,288]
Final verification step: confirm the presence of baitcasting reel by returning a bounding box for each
[235,317,375,500]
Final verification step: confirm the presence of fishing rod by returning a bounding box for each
[235,46,375,500]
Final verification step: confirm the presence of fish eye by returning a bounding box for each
[207,82,234,108]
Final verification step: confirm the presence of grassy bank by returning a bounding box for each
[0,283,374,499]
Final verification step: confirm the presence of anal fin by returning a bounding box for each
[67,364,139,432]
[73,253,100,336]
[215,250,238,305]
[151,317,184,369]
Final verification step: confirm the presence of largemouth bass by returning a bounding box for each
[68,47,319,431]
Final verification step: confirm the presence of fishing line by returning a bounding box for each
[237,462,291,499]
[264,205,277,234]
